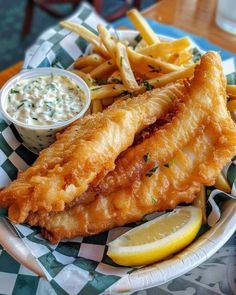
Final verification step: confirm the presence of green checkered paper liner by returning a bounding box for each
[1,2,236,294]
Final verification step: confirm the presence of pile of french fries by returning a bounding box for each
[60,8,236,222]
[60,9,196,113]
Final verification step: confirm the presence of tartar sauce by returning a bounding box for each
[6,74,85,125]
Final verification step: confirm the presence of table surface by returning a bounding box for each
[0,1,235,294]
[143,0,236,53]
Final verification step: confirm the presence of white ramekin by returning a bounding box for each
[0,68,91,154]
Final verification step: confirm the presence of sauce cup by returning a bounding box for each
[0,68,91,154]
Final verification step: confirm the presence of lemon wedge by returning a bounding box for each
[107,206,202,266]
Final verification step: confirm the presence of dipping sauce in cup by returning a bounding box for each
[0,68,91,153]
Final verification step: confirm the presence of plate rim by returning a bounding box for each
[107,200,236,293]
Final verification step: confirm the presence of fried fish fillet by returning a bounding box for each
[92,55,229,194]
[0,82,187,223]
[28,52,236,243]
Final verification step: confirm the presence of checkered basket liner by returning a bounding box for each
[0,2,236,295]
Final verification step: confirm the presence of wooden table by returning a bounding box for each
[0,0,235,87]
[143,0,236,53]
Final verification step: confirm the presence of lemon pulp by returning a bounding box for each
[107,206,202,266]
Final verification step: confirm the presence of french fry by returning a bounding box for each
[168,50,193,65]
[148,64,195,88]
[90,84,126,100]
[92,99,103,113]
[227,84,236,97]
[193,185,207,224]
[97,24,117,61]
[127,9,159,45]
[90,59,117,80]
[107,70,122,84]
[138,37,191,57]
[227,99,236,112]
[70,69,94,87]
[74,54,105,69]
[116,42,139,91]
[214,172,231,193]
[60,21,109,58]
[127,47,181,78]
[80,66,94,73]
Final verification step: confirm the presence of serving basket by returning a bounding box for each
[0,2,235,294]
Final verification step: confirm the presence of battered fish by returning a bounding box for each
[28,52,236,243]
[0,82,187,223]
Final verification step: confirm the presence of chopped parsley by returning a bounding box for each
[17,102,24,109]
[151,195,157,204]
[32,117,38,120]
[143,153,151,162]
[10,89,20,94]
[91,87,102,91]
[146,165,158,177]
[50,110,55,117]
[164,159,175,168]
[143,80,154,91]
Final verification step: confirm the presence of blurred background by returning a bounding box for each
[0,0,156,71]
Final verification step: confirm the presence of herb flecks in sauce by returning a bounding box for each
[6,75,85,126]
